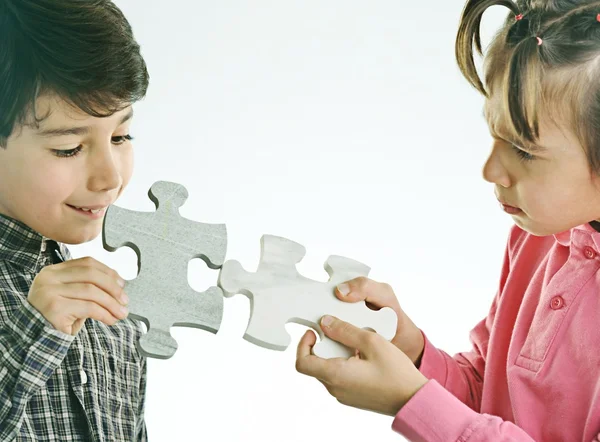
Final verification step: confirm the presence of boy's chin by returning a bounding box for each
[52,224,104,245]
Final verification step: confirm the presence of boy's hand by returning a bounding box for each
[296,315,429,416]
[334,277,425,365]
[28,257,129,335]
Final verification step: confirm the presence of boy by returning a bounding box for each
[0,0,150,440]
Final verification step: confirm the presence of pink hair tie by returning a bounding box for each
[515,13,523,20]
[536,36,543,46]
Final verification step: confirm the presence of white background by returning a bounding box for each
[69,1,512,440]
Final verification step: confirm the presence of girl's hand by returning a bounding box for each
[296,315,429,416]
[335,277,425,365]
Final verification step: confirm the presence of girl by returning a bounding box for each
[296,0,600,440]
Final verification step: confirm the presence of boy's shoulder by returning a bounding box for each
[0,213,71,271]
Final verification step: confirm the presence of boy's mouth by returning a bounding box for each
[66,204,107,217]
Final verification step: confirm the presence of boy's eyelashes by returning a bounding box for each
[51,134,135,159]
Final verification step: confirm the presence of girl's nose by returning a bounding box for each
[482,143,511,188]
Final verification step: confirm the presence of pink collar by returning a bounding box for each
[553,223,600,250]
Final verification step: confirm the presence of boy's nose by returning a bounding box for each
[482,144,511,188]
[88,149,122,192]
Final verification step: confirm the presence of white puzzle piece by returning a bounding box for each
[218,234,397,358]
[102,181,227,359]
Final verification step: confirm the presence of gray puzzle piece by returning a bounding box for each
[102,181,227,359]
[218,235,397,358]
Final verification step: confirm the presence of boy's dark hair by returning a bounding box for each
[456,0,600,173]
[0,0,149,148]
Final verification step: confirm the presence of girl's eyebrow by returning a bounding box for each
[35,109,134,138]
[481,107,548,153]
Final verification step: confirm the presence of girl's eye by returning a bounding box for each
[511,144,535,162]
[52,134,135,158]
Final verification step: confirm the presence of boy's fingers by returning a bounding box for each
[68,299,121,327]
[61,283,128,320]
[55,256,126,288]
[335,277,399,311]
[53,265,128,305]
[320,315,376,356]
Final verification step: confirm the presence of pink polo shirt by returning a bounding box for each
[392,222,600,441]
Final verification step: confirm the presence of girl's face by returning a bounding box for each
[482,91,600,236]
[0,93,135,244]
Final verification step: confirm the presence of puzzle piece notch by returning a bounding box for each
[103,180,227,359]
[218,234,398,358]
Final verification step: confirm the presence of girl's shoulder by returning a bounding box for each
[506,223,557,262]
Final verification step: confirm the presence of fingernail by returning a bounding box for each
[321,315,333,327]
[120,305,128,315]
[118,277,126,288]
[121,292,129,305]
[337,283,350,296]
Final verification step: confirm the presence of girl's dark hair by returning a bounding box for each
[0,0,149,148]
[456,0,600,173]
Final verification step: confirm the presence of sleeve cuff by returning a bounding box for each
[8,299,74,349]
[392,379,484,442]
[416,330,448,384]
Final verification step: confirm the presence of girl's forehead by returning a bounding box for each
[482,98,515,141]
[483,95,580,154]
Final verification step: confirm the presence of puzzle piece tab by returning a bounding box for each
[218,235,397,358]
[102,181,227,359]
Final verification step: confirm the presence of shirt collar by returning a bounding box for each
[0,213,67,271]
[553,222,600,250]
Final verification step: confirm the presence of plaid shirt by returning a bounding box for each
[0,214,147,441]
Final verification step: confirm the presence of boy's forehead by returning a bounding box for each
[26,93,132,129]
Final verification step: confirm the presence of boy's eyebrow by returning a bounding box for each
[481,107,548,153]
[35,109,134,138]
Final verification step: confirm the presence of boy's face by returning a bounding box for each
[482,90,600,236]
[0,93,134,244]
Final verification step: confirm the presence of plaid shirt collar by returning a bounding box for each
[0,213,69,270]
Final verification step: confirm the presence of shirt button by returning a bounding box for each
[550,296,565,310]
[80,369,88,385]
[584,246,597,259]
[40,240,46,252]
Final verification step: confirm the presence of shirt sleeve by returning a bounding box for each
[392,380,535,441]
[135,355,148,441]
[392,226,522,440]
[0,290,74,441]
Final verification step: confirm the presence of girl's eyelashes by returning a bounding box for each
[52,134,135,158]
[510,144,535,162]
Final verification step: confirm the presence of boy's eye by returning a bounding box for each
[52,134,135,158]
[510,144,535,162]
[54,145,82,158]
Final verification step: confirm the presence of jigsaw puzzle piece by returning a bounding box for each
[147,181,227,268]
[103,181,227,359]
[312,255,397,358]
[219,235,306,350]
[123,277,223,359]
[218,234,398,359]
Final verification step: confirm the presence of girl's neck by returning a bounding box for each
[589,220,600,232]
